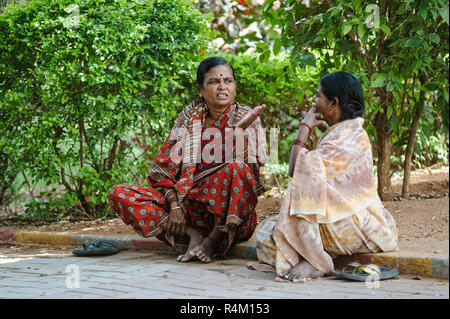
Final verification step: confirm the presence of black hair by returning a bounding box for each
[196,56,235,89]
[319,71,365,121]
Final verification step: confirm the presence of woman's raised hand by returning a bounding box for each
[236,104,266,131]
[301,107,327,129]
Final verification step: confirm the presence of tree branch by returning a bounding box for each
[80,119,101,173]
[107,136,119,172]
[78,117,85,198]
[52,126,74,193]
[376,0,389,69]
[400,71,410,115]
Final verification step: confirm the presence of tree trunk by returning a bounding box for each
[402,90,426,198]
[374,92,394,201]
[376,123,394,201]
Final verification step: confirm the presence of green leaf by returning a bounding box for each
[439,5,449,24]
[328,7,342,17]
[387,105,393,118]
[357,23,365,39]
[259,50,270,63]
[403,36,422,48]
[256,42,269,52]
[386,81,395,92]
[422,124,432,137]
[380,24,391,36]
[428,33,440,44]
[297,52,316,67]
[342,23,352,36]
[422,81,440,91]
[420,7,428,20]
[371,73,387,88]
[273,38,282,56]
[414,141,420,154]
[267,29,280,40]
[297,91,304,103]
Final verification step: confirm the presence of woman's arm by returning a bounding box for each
[289,107,326,177]
[288,125,310,177]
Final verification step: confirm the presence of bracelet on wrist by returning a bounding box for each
[164,189,177,202]
[299,122,312,135]
[293,139,308,148]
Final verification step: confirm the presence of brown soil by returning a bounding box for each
[2,167,449,255]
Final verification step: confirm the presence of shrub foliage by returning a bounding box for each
[0,0,212,218]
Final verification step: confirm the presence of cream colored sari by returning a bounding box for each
[256,118,398,277]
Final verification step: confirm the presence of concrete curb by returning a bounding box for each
[1,227,448,280]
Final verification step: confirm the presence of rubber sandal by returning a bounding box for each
[331,262,399,282]
[72,240,120,257]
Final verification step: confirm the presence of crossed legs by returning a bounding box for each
[176,217,222,263]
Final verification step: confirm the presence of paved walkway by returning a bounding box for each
[0,249,448,300]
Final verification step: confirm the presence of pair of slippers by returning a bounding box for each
[72,240,120,257]
[331,262,399,282]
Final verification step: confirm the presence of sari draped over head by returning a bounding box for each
[148,99,268,208]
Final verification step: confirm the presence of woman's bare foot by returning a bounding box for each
[189,237,219,263]
[281,260,324,282]
[177,226,204,262]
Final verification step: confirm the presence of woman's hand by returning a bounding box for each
[167,203,186,236]
[301,107,327,129]
[236,104,266,131]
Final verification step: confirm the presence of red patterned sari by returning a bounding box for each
[109,99,267,255]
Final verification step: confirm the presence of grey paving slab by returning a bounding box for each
[0,251,447,300]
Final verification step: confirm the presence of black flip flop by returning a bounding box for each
[331,262,399,282]
[72,240,120,257]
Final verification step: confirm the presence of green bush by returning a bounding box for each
[228,52,319,163]
[0,0,213,218]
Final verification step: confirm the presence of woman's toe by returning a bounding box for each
[181,253,194,262]
[292,277,310,283]
[189,248,198,256]
[202,253,211,262]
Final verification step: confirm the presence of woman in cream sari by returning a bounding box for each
[256,72,398,281]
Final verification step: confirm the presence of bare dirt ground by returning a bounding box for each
[1,166,448,255]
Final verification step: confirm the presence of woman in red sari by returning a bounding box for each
[109,57,268,263]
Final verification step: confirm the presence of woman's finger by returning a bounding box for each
[237,104,265,130]
[171,221,178,235]
[255,104,266,116]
